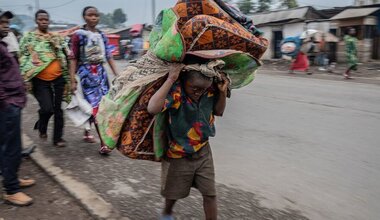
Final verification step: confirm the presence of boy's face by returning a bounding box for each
[0,16,10,39]
[184,77,213,102]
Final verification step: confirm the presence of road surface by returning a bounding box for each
[212,72,380,220]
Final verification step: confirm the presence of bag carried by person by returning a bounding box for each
[281,36,302,58]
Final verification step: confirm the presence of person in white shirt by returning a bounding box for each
[2,31,19,59]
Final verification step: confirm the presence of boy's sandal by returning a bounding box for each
[99,146,112,156]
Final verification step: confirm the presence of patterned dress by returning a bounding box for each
[70,28,112,115]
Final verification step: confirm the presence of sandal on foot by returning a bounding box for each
[99,146,112,155]
[83,135,96,143]
[54,139,67,147]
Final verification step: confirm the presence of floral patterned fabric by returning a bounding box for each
[117,78,166,161]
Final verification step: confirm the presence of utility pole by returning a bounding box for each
[151,0,156,24]
[35,0,40,11]
[26,4,33,17]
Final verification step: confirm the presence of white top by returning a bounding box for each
[2,32,19,53]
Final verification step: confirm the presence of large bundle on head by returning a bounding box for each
[97,0,268,161]
[281,36,302,59]
[150,0,268,88]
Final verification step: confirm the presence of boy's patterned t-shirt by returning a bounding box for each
[163,81,216,158]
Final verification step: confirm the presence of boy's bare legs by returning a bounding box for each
[203,195,217,220]
[163,199,177,216]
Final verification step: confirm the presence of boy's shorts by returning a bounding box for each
[161,143,216,200]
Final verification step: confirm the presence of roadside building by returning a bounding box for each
[105,24,153,59]
[355,0,379,6]
[330,6,380,62]
[251,6,327,59]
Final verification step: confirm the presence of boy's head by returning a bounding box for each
[181,70,213,102]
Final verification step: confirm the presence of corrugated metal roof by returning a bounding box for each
[330,7,380,20]
[251,7,310,25]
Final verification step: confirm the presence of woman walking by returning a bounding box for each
[289,37,313,75]
[20,9,70,147]
[343,27,358,79]
[69,6,118,154]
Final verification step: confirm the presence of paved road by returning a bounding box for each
[211,72,380,220]
[21,65,380,219]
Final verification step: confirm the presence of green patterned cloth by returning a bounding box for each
[19,31,71,101]
[149,9,184,62]
[344,35,358,69]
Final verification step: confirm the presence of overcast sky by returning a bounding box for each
[0,0,354,25]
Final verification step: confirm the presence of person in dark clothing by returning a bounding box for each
[0,9,35,206]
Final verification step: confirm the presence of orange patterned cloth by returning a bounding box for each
[118,78,166,161]
[36,60,62,81]
[173,0,268,60]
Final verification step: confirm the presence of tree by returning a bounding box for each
[99,8,127,28]
[112,8,127,24]
[257,0,271,12]
[280,0,298,9]
[99,12,115,28]
[237,0,255,14]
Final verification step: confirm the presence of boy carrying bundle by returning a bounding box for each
[148,62,229,220]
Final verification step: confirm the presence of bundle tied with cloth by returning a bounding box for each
[96,0,268,161]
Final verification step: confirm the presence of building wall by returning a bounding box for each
[283,23,305,37]
[306,21,331,33]
[259,26,273,60]
[354,0,378,6]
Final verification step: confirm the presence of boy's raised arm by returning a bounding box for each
[147,63,184,115]
[214,74,229,117]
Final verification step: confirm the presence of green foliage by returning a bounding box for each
[280,0,299,9]
[99,12,115,28]
[237,0,255,14]
[99,8,127,28]
[257,0,271,12]
[112,8,127,24]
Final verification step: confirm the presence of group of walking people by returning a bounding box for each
[287,28,358,79]
[0,6,117,206]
